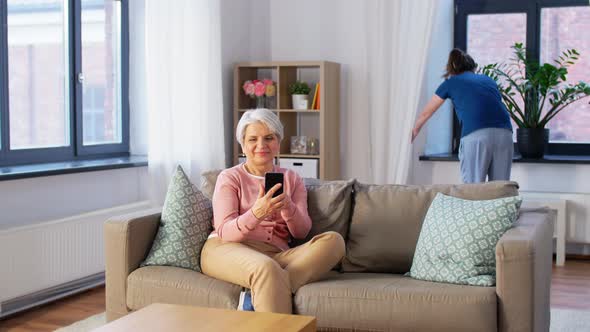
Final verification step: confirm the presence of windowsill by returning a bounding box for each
[0,155,148,181]
[419,153,590,164]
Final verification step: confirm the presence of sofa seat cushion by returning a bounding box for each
[127,266,241,311]
[294,272,497,332]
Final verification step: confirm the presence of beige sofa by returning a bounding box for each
[105,175,553,332]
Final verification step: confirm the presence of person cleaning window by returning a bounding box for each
[412,48,513,183]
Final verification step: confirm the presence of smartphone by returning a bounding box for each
[264,172,284,198]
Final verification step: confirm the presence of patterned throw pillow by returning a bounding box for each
[408,193,522,286]
[141,165,213,272]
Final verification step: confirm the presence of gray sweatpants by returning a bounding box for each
[459,128,514,183]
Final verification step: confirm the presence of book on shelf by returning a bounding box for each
[315,84,320,110]
[310,83,320,110]
[310,83,318,110]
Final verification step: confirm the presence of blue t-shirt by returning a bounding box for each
[435,72,512,138]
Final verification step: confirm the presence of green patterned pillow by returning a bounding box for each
[141,165,213,272]
[408,193,522,286]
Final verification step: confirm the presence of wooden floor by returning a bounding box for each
[0,287,105,332]
[1,260,589,331]
[551,260,590,310]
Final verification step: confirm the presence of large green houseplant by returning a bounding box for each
[481,43,590,158]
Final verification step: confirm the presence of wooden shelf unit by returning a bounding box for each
[233,61,340,180]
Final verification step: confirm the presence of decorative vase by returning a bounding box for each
[256,96,266,109]
[517,128,549,159]
[292,94,308,110]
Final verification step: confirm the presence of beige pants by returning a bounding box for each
[201,231,345,314]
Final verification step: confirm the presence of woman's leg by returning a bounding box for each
[272,231,345,292]
[201,237,292,313]
[459,129,493,183]
[488,128,514,181]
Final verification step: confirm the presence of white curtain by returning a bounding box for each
[144,0,226,204]
[269,0,436,184]
[361,0,436,184]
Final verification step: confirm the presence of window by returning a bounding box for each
[540,6,590,144]
[467,13,527,142]
[454,0,590,155]
[83,85,107,143]
[0,0,129,166]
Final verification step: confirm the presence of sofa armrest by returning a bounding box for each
[104,208,161,322]
[495,208,554,332]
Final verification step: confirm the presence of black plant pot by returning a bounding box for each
[517,128,549,159]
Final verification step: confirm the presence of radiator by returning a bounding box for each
[0,201,153,317]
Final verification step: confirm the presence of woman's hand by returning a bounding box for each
[251,183,286,220]
[412,95,445,143]
[411,127,420,143]
[280,193,293,214]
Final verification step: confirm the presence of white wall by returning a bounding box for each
[0,167,148,229]
[220,0,271,166]
[269,0,372,180]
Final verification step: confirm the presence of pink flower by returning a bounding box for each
[263,79,274,86]
[254,81,266,97]
[243,81,255,96]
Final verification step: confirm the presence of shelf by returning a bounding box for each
[237,109,277,113]
[236,61,325,68]
[238,154,320,159]
[278,109,321,113]
[237,109,321,113]
[279,154,320,159]
[234,61,340,179]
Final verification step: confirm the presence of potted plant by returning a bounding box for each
[289,81,311,110]
[481,42,590,158]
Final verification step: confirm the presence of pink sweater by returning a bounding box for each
[211,164,312,251]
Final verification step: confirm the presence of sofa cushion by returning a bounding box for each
[141,165,212,272]
[127,266,241,311]
[342,181,519,273]
[291,179,355,247]
[200,169,222,200]
[294,272,497,332]
[409,193,522,286]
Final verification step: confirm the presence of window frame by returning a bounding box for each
[453,0,590,155]
[0,0,130,167]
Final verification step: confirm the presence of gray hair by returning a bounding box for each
[236,108,284,147]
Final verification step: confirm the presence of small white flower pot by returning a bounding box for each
[292,94,309,110]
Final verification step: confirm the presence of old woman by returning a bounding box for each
[201,108,345,313]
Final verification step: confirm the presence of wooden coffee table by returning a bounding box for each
[95,303,316,332]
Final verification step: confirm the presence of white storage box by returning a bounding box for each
[279,158,318,179]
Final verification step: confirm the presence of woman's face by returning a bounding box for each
[243,122,280,166]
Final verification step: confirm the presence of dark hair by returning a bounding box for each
[443,48,477,79]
